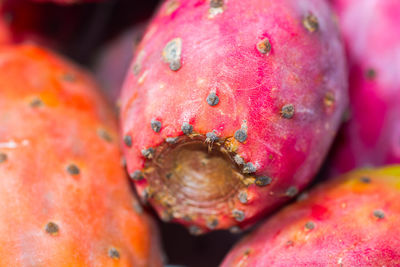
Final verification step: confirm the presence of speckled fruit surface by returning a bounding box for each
[120,0,348,233]
[222,165,400,267]
[0,44,163,267]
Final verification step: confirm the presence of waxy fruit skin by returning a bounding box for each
[0,44,163,267]
[120,0,348,232]
[222,165,400,267]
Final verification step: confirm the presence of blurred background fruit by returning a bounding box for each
[94,24,145,103]
[0,44,163,266]
[326,0,400,176]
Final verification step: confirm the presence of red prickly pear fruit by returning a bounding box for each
[120,0,348,232]
[222,165,400,266]
[95,25,145,103]
[0,44,163,266]
[327,0,400,176]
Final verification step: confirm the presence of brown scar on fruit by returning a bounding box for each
[66,164,80,176]
[162,38,182,71]
[281,104,295,119]
[303,13,319,32]
[108,247,120,260]
[97,128,113,142]
[209,0,225,18]
[45,222,59,235]
[257,38,272,55]
[0,153,7,163]
[142,135,257,223]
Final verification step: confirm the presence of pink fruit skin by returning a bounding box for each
[120,0,347,231]
[95,26,144,103]
[328,0,400,176]
[221,166,400,267]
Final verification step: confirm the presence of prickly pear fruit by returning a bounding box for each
[95,25,144,103]
[0,44,163,266]
[327,0,400,176]
[222,165,400,266]
[120,0,348,232]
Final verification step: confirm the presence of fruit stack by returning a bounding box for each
[0,0,399,266]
